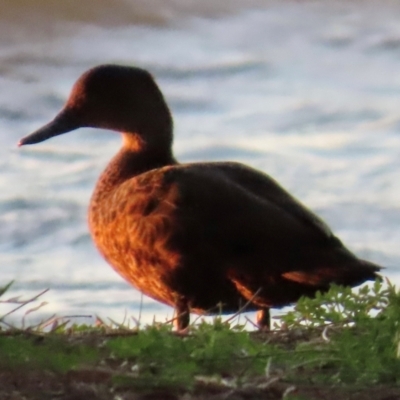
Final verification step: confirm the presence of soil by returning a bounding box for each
[2,368,400,400]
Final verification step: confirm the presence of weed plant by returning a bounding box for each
[279,279,400,385]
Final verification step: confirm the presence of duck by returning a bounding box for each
[18,64,381,330]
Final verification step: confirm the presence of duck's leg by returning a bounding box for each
[256,308,270,330]
[174,296,190,331]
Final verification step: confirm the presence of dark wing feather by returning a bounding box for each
[211,161,335,240]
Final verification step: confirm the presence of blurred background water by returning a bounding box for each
[1,0,400,327]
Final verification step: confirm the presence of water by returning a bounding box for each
[1,0,400,326]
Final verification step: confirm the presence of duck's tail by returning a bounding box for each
[355,258,383,283]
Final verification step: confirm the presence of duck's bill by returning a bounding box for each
[18,111,79,146]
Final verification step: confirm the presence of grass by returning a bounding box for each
[1,279,400,399]
[0,334,98,373]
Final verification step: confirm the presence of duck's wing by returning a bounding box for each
[166,162,380,307]
[210,161,334,240]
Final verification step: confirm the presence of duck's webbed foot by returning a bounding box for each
[174,296,190,331]
[256,308,270,331]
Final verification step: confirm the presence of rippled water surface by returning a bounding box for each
[1,0,400,326]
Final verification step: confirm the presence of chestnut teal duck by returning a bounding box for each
[19,64,381,329]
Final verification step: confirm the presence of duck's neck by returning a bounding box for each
[92,132,177,201]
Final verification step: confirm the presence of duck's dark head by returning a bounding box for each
[19,64,173,150]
